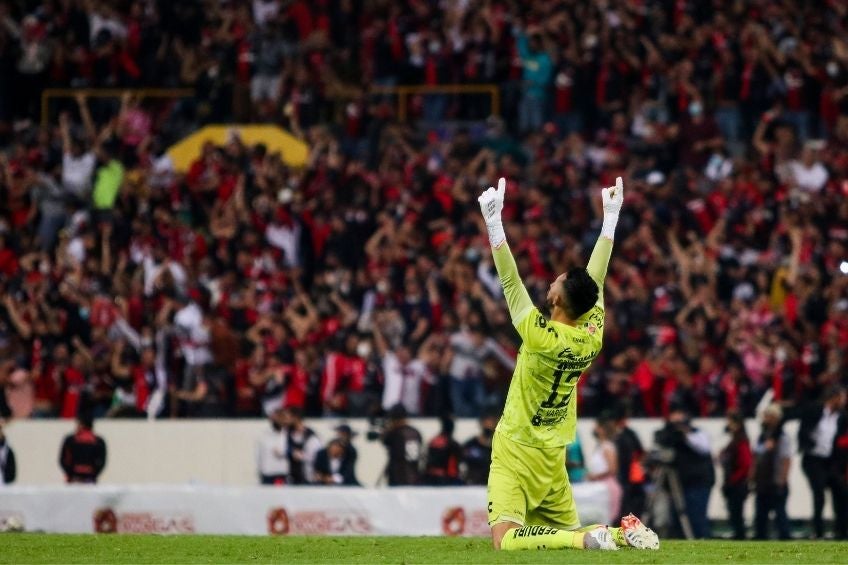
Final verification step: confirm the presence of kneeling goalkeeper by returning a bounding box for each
[479,177,658,551]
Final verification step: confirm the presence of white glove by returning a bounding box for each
[478,177,507,247]
[600,176,624,240]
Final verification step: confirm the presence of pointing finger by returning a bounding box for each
[497,177,506,197]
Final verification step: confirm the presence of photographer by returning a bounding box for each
[653,407,715,539]
[379,404,423,486]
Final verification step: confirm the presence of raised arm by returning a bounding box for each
[586,177,624,301]
[478,178,534,324]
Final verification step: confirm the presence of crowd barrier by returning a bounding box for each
[0,484,609,535]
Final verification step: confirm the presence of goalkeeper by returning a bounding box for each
[479,177,658,551]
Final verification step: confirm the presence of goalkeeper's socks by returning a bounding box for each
[575,524,628,547]
[499,525,585,550]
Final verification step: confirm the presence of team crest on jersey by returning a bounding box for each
[585,323,597,335]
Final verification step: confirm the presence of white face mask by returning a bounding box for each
[356,342,372,359]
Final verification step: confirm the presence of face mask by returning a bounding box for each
[689,102,703,117]
[356,342,372,358]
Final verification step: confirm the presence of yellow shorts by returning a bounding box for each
[486,431,580,529]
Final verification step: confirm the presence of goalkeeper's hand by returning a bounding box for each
[600,176,623,240]
[478,177,507,248]
[601,176,624,216]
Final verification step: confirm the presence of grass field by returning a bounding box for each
[1,535,846,564]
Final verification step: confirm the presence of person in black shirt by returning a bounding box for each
[424,416,463,486]
[654,407,715,539]
[314,439,359,486]
[462,412,498,486]
[59,414,107,483]
[0,420,15,485]
[613,406,647,517]
[285,407,322,484]
[381,404,422,486]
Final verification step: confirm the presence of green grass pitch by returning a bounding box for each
[1,535,846,564]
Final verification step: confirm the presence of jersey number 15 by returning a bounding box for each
[540,363,581,409]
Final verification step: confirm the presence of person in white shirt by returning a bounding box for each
[59,111,96,202]
[793,386,847,538]
[256,408,290,485]
[788,144,829,193]
[586,417,623,523]
[375,324,438,416]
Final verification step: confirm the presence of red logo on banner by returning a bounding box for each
[267,507,372,535]
[442,507,466,536]
[441,507,489,536]
[92,507,194,534]
[268,508,290,535]
[93,508,118,533]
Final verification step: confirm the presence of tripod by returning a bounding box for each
[645,463,695,540]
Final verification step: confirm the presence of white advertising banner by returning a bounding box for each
[0,483,610,536]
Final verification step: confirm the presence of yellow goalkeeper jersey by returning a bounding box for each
[491,238,612,449]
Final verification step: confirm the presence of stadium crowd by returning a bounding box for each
[0,0,846,429]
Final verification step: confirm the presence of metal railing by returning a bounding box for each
[41,88,195,127]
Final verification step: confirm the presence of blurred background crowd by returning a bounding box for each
[0,0,847,428]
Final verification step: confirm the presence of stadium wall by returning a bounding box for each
[1,418,831,521]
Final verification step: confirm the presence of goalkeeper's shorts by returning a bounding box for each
[487,431,579,529]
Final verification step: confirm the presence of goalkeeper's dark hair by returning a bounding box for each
[562,268,599,320]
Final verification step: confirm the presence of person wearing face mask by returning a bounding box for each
[719,412,752,540]
[676,98,723,171]
[256,407,290,485]
[462,412,498,486]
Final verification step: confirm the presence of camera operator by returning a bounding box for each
[654,406,715,539]
[379,404,422,486]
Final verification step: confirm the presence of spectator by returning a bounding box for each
[423,416,462,486]
[314,439,359,486]
[285,407,322,485]
[514,24,553,134]
[791,386,848,539]
[614,406,647,518]
[381,404,422,486]
[461,412,498,486]
[719,412,753,540]
[752,404,791,540]
[586,416,622,524]
[256,408,289,485]
[59,413,107,484]
[375,315,436,417]
[565,433,586,484]
[445,325,514,418]
[654,407,715,539]
[0,420,15,485]
[331,423,359,483]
